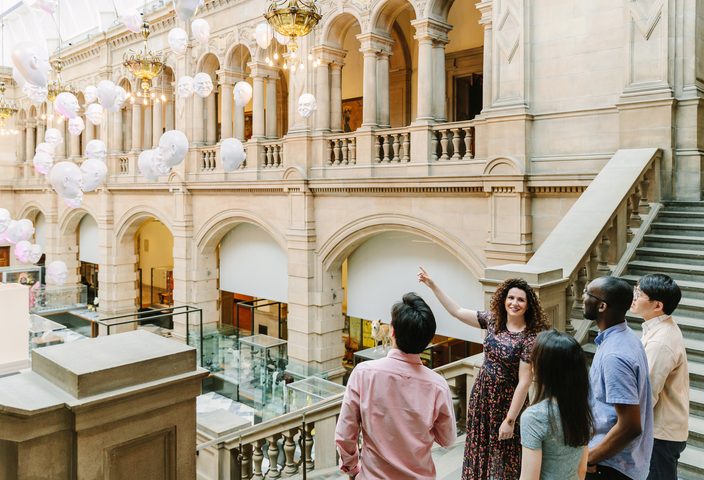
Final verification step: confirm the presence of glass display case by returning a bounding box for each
[0,266,42,309]
[285,376,346,411]
[28,313,86,351]
[32,284,88,314]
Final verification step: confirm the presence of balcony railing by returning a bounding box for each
[375,128,411,164]
[432,121,475,161]
[196,353,482,479]
[327,132,357,166]
[261,140,284,169]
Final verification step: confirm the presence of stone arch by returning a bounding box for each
[194,209,288,256]
[17,201,46,222]
[225,43,254,73]
[58,206,98,237]
[114,206,173,247]
[196,52,221,75]
[318,213,485,278]
[425,0,455,20]
[321,10,364,48]
[370,0,419,34]
[483,157,524,176]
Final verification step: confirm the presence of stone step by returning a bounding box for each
[691,387,704,417]
[621,275,704,301]
[643,233,704,250]
[657,210,704,224]
[663,201,704,212]
[634,246,704,266]
[680,444,704,480]
[650,222,704,236]
[627,260,704,283]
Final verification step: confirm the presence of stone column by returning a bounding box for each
[131,103,142,152]
[69,128,81,159]
[84,120,95,148]
[143,105,153,151]
[192,95,205,145]
[123,107,133,152]
[359,41,378,127]
[377,48,392,128]
[36,121,45,150]
[432,38,448,122]
[25,121,35,164]
[251,70,266,139]
[165,99,175,131]
[17,122,26,165]
[152,99,163,147]
[111,111,123,154]
[314,59,330,132]
[415,37,434,122]
[205,93,217,144]
[330,63,343,132]
[266,76,278,138]
[219,77,234,140]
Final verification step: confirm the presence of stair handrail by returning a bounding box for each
[482,148,662,333]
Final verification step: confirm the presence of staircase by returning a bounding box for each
[584,201,704,479]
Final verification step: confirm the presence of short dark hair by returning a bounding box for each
[598,276,633,316]
[638,274,682,315]
[391,292,436,354]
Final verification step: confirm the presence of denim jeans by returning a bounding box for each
[586,465,632,480]
[647,438,687,480]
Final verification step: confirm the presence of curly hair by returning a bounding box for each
[489,278,549,333]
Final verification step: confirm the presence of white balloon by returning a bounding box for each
[138,149,160,180]
[45,128,63,146]
[68,116,85,136]
[297,93,317,119]
[81,158,108,192]
[177,76,194,98]
[173,0,200,21]
[97,80,118,109]
[49,161,83,200]
[55,91,80,119]
[221,138,246,172]
[22,82,48,104]
[11,42,50,87]
[33,150,54,175]
[64,196,83,209]
[85,139,107,161]
[168,27,188,55]
[193,72,213,98]
[85,103,104,125]
[120,8,143,33]
[156,130,189,172]
[0,208,11,234]
[255,22,273,49]
[24,0,57,14]
[84,85,98,104]
[111,86,128,112]
[274,31,288,46]
[6,219,34,244]
[46,261,68,286]
[29,243,43,264]
[36,142,55,156]
[12,67,26,88]
[14,240,34,263]
[233,81,252,107]
[191,19,210,46]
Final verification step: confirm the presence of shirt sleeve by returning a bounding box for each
[602,353,640,405]
[334,368,362,476]
[520,332,537,363]
[477,311,490,330]
[431,384,458,448]
[643,340,678,407]
[520,405,546,450]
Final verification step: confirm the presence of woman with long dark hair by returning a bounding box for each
[418,269,548,480]
[520,329,594,480]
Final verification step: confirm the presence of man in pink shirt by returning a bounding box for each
[335,292,457,479]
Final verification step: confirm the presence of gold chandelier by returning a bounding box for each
[264,0,322,53]
[47,58,78,102]
[0,81,19,135]
[123,21,164,102]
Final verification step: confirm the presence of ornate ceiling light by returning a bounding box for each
[264,0,322,53]
[122,21,164,104]
[0,81,19,135]
[46,58,78,102]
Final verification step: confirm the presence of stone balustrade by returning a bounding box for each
[261,141,284,169]
[481,148,662,337]
[200,147,218,172]
[326,133,357,166]
[432,121,475,162]
[375,128,411,164]
[197,353,482,479]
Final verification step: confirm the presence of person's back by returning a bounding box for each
[521,400,585,479]
[335,293,456,480]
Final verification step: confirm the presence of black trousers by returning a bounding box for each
[647,438,687,480]
[586,465,632,480]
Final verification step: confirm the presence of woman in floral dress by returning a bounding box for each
[418,269,548,480]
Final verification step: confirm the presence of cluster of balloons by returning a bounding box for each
[0,210,42,264]
[32,127,63,175]
[177,72,214,99]
[138,130,190,180]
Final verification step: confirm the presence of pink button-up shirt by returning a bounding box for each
[335,349,457,479]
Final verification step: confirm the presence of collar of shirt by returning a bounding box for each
[594,321,627,346]
[641,314,670,337]
[387,348,423,365]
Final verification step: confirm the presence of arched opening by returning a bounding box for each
[77,214,99,305]
[226,44,253,141]
[327,228,484,369]
[134,219,175,309]
[445,0,484,121]
[196,53,221,145]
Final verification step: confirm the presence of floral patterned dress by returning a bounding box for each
[462,311,538,480]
